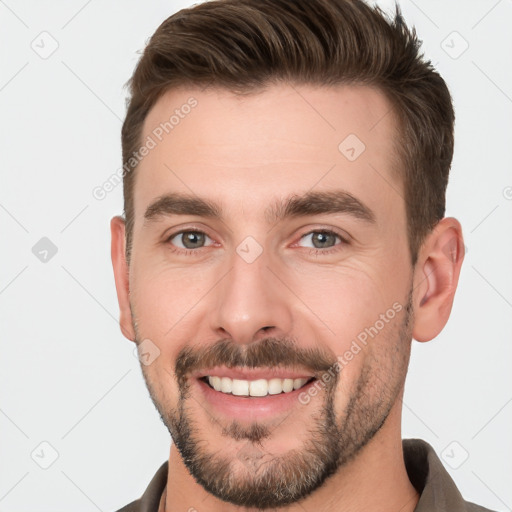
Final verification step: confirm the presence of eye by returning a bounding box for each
[296,230,347,254]
[166,229,214,253]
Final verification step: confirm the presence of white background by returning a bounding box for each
[1,1,511,511]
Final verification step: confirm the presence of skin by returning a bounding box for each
[111,83,464,512]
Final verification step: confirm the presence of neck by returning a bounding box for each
[163,398,419,512]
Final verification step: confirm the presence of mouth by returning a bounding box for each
[198,375,317,398]
[193,369,320,420]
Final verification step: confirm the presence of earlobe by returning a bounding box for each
[110,216,136,342]
[412,217,465,343]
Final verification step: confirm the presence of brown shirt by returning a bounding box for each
[115,438,496,512]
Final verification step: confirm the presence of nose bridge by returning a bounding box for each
[211,239,292,344]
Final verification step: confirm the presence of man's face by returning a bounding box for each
[127,84,415,507]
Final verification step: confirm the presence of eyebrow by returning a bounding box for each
[143,189,376,226]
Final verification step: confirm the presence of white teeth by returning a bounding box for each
[232,379,249,396]
[268,378,283,395]
[249,379,269,397]
[293,378,305,390]
[206,376,310,397]
[282,378,294,393]
[210,376,222,391]
[220,376,232,393]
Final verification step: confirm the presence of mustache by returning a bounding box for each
[174,337,339,388]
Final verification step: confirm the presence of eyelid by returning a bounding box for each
[163,224,216,242]
[165,227,216,247]
[293,226,351,246]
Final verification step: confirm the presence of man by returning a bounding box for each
[110,0,495,511]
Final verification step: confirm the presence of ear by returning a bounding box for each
[412,217,465,342]
[110,216,136,342]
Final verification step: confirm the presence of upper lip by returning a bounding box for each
[192,366,316,381]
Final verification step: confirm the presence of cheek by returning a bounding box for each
[138,358,183,419]
[286,263,401,345]
[130,262,210,341]
[285,262,409,396]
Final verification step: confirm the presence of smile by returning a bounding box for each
[200,375,316,397]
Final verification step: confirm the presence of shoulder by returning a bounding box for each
[403,439,499,512]
[113,461,168,512]
[114,502,140,512]
[464,501,499,512]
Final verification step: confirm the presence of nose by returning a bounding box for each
[210,244,293,346]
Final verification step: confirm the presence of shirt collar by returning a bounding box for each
[404,438,480,511]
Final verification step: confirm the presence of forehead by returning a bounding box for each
[133,83,403,224]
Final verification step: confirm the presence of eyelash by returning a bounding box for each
[304,231,348,255]
[164,228,348,257]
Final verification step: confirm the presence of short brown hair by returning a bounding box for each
[121,0,454,266]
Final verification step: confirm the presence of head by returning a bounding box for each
[111,0,464,508]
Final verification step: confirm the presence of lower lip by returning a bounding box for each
[194,377,318,421]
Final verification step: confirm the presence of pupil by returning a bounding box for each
[313,232,333,248]
[184,232,204,249]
